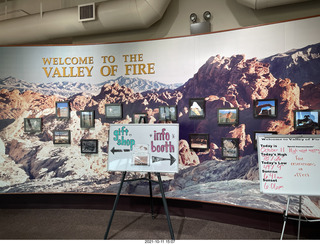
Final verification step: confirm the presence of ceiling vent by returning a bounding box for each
[78,3,95,22]
[0,0,172,45]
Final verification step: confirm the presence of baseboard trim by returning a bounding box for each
[0,193,319,239]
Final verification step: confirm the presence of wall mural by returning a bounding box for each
[0,16,320,217]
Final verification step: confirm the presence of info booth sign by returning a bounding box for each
[107,124,179,173]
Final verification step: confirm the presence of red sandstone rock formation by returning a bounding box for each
[226,124,252,153]
[174,53,314,160]
[0,88,59,119]
[178,54,277,110]
[300,82,320,109]
[178,139,200,167]
[264,78,304,134]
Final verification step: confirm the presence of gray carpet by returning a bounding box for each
[0,208,299,240]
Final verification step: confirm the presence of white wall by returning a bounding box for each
[1,0,320,44]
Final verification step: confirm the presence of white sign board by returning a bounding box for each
[108,124,179,173]
[257,135,320,196]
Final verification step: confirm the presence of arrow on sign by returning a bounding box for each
[152,154,176,166]
[111,147,122,154]
[111,147,131,154]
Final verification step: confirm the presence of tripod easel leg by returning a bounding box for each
[156,173,175,240]
[280,196,290,240]
[148,172,155,218]
[104,171,127,240]
[298,196,302,240]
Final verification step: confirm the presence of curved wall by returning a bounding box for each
[0,15,320,218]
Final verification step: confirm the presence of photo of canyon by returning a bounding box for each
[189,134,209,149]
[81,139,98,154]
[24,118,42,133]
[218,108,238,125]
[221,138,239,158]
[80,111,95,128]
[294,110,319,130]
[253,99,277,118]
[56,101,70,118]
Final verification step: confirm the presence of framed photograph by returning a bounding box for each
[133,113,148,124]
[221,137,239,159]
[105,103,122,119]
[189,133,209,150]
[189,98,205,119]
[253,131,277,150]
[159,105,177,122]
[218,108,239,125]
[294,110,320,130]
[80,110,95,128]
[53,130,71,144]
[253,99,277,118]
[56,101,70,118]
[24,118,42,133]
[81,139,98,154]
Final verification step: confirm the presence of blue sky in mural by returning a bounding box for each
[257,100,275,107]
[219,109,237,114]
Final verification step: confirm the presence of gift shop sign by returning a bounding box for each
[108,124,179,173]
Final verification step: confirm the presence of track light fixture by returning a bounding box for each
[203,11,211,21]
[190,13,197,23]
[190,11,212,35]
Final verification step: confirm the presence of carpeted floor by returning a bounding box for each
[0,208,301,240]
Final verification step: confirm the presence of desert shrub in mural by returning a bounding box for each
[0,43,320,217]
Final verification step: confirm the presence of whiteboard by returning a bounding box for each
[257,135,320,196]
[108,124,179,173]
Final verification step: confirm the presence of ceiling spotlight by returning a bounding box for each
[203,11,211,21]
[190,13,197,23]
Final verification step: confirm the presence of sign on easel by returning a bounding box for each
[257,135,320,196]
[108,124,179,173]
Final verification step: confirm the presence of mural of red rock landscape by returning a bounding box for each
[0,25,320,218]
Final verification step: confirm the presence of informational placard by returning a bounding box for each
[108,124,179,173]
[257,135,320,196]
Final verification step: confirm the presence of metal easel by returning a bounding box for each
[281,195,320,240]
[104,171,175,240]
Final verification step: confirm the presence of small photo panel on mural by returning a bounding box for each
[253,131,277,150]
[189,98,205,119]
[217,108,239,125]
[294,110,320,130]
[53,130,71,144]
[253,99,277,118]
[81,139,98,154]
[24,118,42,133]
[189,133,209,150]
[159,105,177,122]
[56,101,70,118]
[133,113,148,124]
[132,144,150,166]
[132,154,150,166]
[221,137,239,159]
[105,103,123,119]
[80,110,95,128]
[168,106,178,122]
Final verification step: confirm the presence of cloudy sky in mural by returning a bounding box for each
[0,16,319,85]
